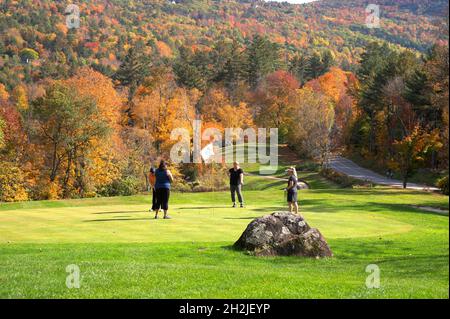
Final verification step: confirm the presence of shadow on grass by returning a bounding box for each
[297,198,449,216]
[250,206,285,212]
[221,244,237,251]
[368,203,449,217]
[374,254,449,264]
[311,188,438,197]
[93,210,148,215]
[297,199,355,213]
[221,244,262,258]
[178,206,231,210]
[245,180,286,191]
[84,217,155,222]
[219,244,337,263]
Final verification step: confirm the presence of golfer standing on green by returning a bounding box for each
[286,167,300,215]
[154,160,174,219]
[229,161,244,208]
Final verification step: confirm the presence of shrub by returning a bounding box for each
[180,163,200,182]
[0,162,29,202]
[27,179,59,200]
[46,181,60,200]
[178,163,229,192]
[437,176,449,195]
[296,162,321,172]
[172,181,193,193]
[192,164,228,192]
[98,176,142,197]
[320,167,372,188]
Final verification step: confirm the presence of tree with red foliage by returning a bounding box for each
[252,71,299,140]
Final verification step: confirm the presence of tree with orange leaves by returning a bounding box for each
[155,41,173,58]
[0,114,4,150]
[0,84,7,150]
[305,67,357,149]
[11,84,28,111]
[391,126,442,188]
[30,82,110,198]
[64,68,126,196]
[287,87,334,165]
[252,70,299,140]
[216,102,254,130]
[201,87,254,130]
[131,70,198,156]
[0,84,9,102]
[200,88,230,122]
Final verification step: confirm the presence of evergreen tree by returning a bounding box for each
[404,69,433,123]
[173,46,211,92]
[356,42,390,84]
[355,42,394,153]
[210,40,232,83]
[320,50,335,74]
[305,52,323,80]
[246,35,281,89]
[404,47,442,129]
[220,41,247,92]
[289,54,308,86]
[305,50,335,81]
[114,47,152,103]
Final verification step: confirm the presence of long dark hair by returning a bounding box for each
[158,160,167,170]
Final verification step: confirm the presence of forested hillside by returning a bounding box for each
[0,0,448,88]
[0,0,448,201]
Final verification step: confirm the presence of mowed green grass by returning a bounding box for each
[0,174,448,298]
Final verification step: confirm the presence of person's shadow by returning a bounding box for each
[84,217,155,222]
[178,206,231,210]
[92,210,148,215]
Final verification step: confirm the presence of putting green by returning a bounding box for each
[0,201,414,244]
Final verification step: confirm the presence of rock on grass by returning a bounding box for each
[234,211,333,258]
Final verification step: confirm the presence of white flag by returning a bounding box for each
[201,143,215,162]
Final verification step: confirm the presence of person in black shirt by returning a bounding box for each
[228,161,244,208]
[286,167,300,215]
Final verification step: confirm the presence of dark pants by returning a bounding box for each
[155,188,170,211]
[151,188,157,210]
[230,184,244,203]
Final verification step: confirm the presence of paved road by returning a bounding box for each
[328,156,439,191]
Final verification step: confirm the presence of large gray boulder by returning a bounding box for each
[234,211,333,258]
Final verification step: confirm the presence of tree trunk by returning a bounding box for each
[50,143,59,182]
[369,115,376,154]
[62,151,73,198]
[386,107,395,158]
[144,169,150,192]
[75,155,86,198]
[431,150,437,170]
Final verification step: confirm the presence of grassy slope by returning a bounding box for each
[0,146,448,298]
